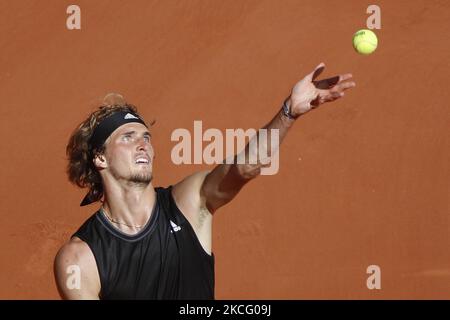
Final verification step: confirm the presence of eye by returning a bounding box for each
[123,134,131,141]
[144,135,150,143]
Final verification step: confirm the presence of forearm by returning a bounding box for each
[235,98,297,178]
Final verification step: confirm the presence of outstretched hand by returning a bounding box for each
[288,63,356,117]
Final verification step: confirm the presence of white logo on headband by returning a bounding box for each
[124,113,139,120]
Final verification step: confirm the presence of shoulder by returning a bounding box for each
[172,171,213,255]
[54,237,100,299]
[172,170,212,225]
[172,171,210,209]
[173,171,210,196]
[55,237,94,267]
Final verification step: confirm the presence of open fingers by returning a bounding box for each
[338,73,353,83]
[324,91,343,103]
[335,80,356,92]
[313,73,354,89]
[309,62,325,81]
[317,82,354,104]
[314,76,340,89]
[325,75,356,93]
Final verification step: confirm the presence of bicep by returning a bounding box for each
[54,239,100,300]
[173,163,252,221]
[201,164,252,213]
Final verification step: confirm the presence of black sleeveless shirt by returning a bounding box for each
[72,186,215,299]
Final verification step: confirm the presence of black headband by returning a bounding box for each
[90,111,148,151]
[80,111,148,206]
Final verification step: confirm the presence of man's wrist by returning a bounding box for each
[281,97,298,121]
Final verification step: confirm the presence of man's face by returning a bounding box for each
[99,122,154,185]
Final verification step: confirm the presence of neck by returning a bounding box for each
[102,179,156,234]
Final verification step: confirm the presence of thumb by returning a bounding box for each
[308,62,325,81]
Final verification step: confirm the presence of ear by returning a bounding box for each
[93,153,108,169]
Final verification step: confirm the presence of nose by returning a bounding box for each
[136,136,149,151]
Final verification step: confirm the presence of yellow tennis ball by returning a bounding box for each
[353,29,378,55]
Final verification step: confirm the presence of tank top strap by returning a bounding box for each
[156,185,181,222]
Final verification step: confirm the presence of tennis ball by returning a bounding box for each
[353,29,378,55]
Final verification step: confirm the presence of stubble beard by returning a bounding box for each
[129,171,153,185]
[110,165,153,187]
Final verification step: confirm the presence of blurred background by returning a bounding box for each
[0,0,448,299]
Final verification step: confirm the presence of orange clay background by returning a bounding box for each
[0,0,448,299]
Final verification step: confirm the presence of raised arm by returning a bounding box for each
[201,62,356,213]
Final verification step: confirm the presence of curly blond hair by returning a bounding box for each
[66,94,145,205]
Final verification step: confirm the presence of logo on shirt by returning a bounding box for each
[170,220,181,233]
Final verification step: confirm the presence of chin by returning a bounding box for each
[129,172,153,184]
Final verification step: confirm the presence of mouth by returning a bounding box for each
[135,155,150,165]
